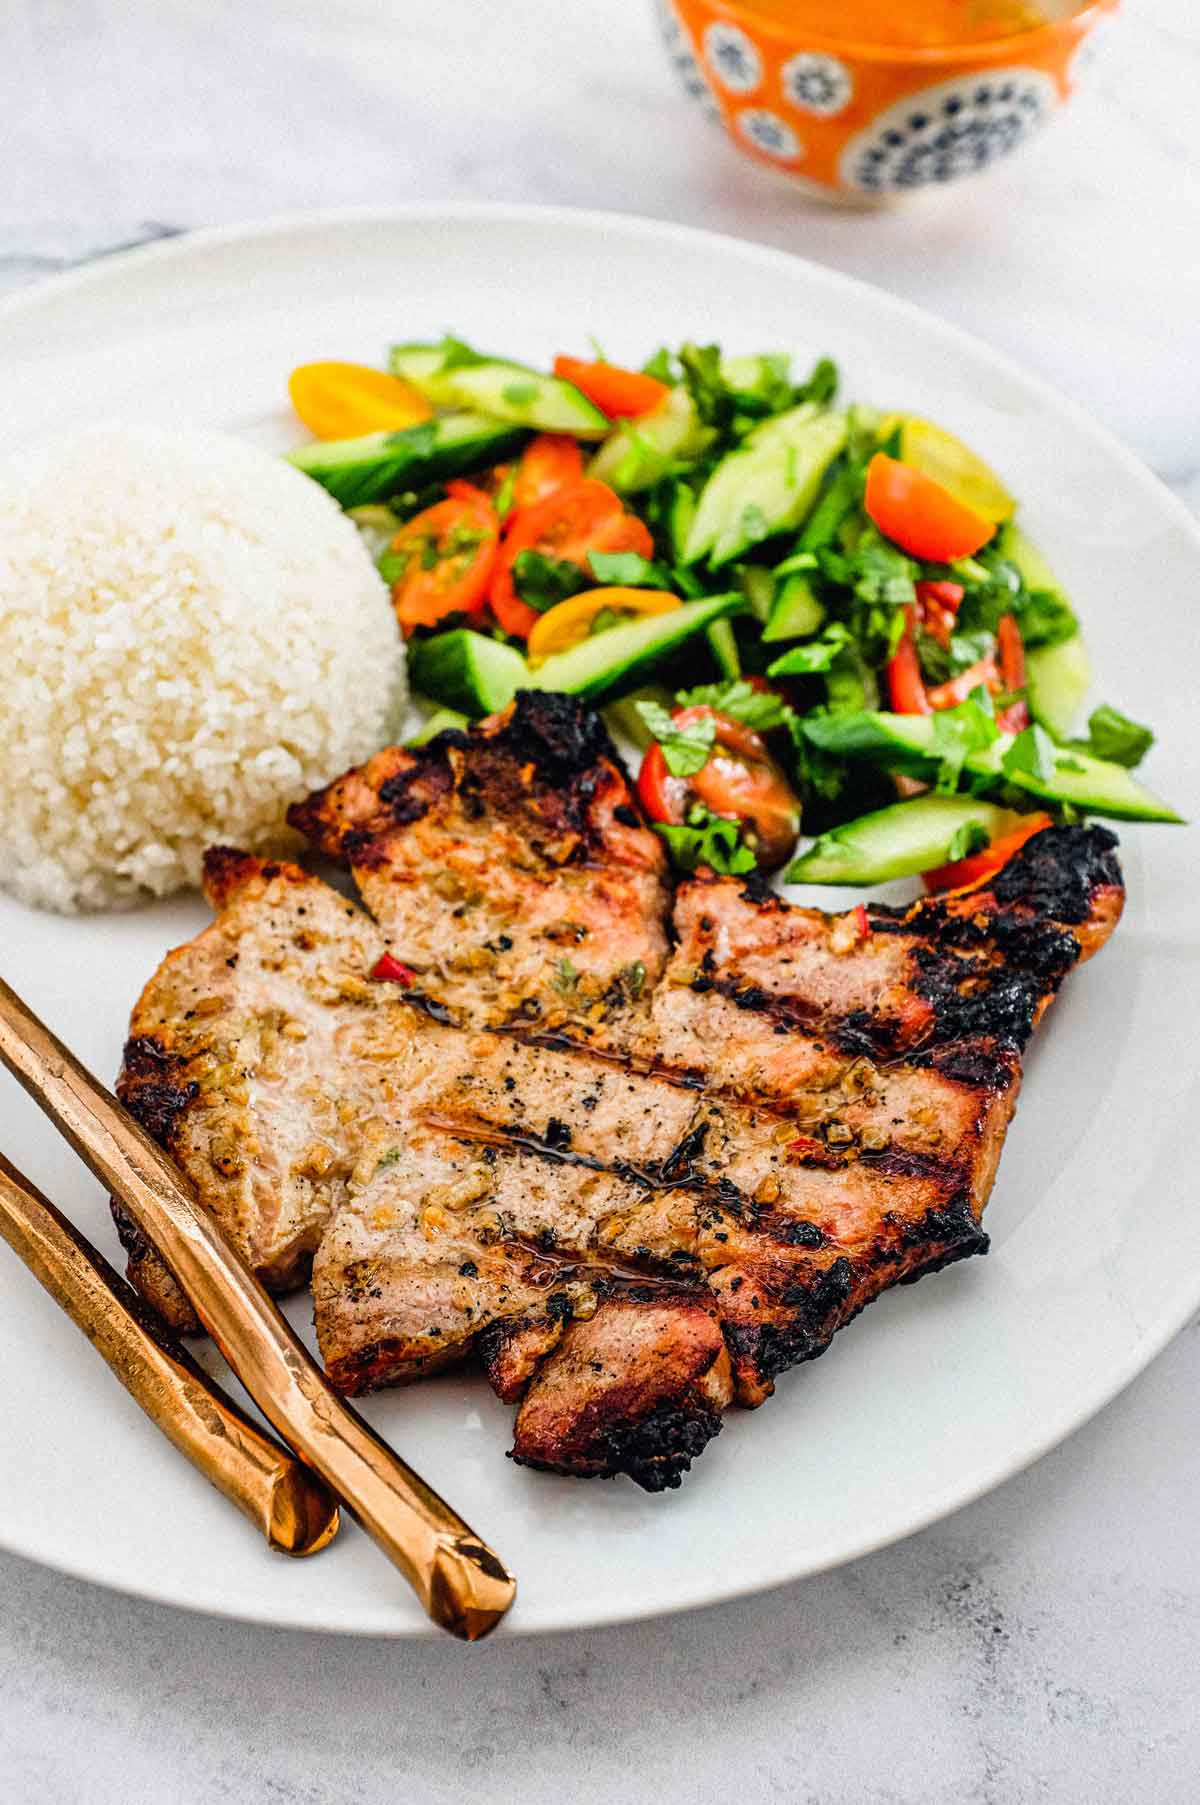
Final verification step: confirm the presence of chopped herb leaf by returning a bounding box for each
[795,356,839,406]
[642,346,675,384]
[1001,723,1057,783]
[1017,587,1078,649]
[768,623,854,677]
[931,692,1000,792]
[588,549,672,588]
[435,334,489,372]
[1075,702,1154,769]
[656,809,756,876]
[635,699,716,777]
[552,957,579,994]
[674,678,790,733]
[945,820,992,862]
[511,549,589,612]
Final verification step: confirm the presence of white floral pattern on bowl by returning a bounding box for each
[781,52,853,118]
[702,21,762,95]
[736,108,802,163]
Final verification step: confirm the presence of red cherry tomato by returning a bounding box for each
[923,813,1053,893]
[553,356,670,419]
[511,434,585,511]
[865,453,995,562]
[387,491,499,635]
[995,612,1030,732]
[636,706,801,872]
[489,479,653,640]
[886,609,933,715]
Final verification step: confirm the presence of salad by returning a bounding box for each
[286,340,1181,889]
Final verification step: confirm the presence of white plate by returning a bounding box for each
[0,205,1196,1638]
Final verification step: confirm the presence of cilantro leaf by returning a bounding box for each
[674,679,790,733]
[656,810,757,876]
[767,624,854,678]
[634,700,716,777]
[1075,702,1154,769]
[511,549,589,612]
[588,549,672,588]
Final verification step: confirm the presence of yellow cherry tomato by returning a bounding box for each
[897,417,1015,525]
[288,360,433,440]
[526,587,680,664]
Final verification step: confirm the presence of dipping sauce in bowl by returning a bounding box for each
[655,0,1118,200]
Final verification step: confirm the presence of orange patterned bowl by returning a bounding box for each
[654,0,1120,201]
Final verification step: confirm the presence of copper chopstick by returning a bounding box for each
[0,1150,340,1557]
[0,976,517,1641]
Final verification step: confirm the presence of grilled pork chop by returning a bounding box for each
[116,694,1124,1489]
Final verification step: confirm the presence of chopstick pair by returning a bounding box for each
[0,976,516,1640]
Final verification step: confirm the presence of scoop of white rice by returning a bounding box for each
[0,423,405,912]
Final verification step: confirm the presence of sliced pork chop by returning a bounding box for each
[289,691,668,1051]
[117,692,1125,1490]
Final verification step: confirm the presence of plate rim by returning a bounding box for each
[1,200,1196,1639]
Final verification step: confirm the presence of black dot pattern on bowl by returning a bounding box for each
[844,69,1057,193]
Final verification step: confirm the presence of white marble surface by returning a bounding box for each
[2,1,1199,1798]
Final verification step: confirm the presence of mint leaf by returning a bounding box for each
[588,549,671,588]
[511,549,589,612]
[1076,702,1154,769]
[768,624,854,678]
[656,809,756,876]
[1001,723,1057,782]
[634,700,716,777]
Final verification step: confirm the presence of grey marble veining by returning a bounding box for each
[2,1,1199,1799]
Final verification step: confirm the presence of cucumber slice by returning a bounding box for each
[529,592,741,702]
[804,711,1183,823]
[763,572,825,642]
[683,406,847,567]
[706,616,741,680]
[588,387,716,493]
[1001,522,1061,593]
[407,630,528,717]
[409,593,742,718]
[1026,634,1092,741]
[287,413,527,508]
[404,704,469,747]
[786,795,1024,886]
[389,343,608,437]
[1003,745,1183,823]
[738,562,776,624]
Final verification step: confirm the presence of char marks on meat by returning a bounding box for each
[116,693,1124,1490]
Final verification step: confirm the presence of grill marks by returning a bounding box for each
[117,697,1124,1491]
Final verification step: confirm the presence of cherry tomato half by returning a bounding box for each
[387,491,499,635]
[553,356,670,420]
[488,479,654,640]
[865,453,995,563]
[511,434,585,511]
[636,706,801,872]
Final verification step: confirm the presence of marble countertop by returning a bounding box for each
[2,1,1198,1799]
